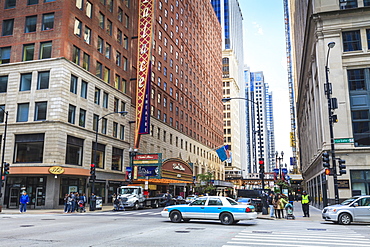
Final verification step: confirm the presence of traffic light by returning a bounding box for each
[259,158,264,173]
[3,162,10,175]
[338,159,346,175]
[90,164,96,179]
[325,168,333,175]
[322,152,330,168]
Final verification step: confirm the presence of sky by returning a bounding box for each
[239,0,293,162]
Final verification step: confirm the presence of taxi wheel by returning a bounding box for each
[220,212,234,225]
[170,211,182,223]
[338,213,351,225]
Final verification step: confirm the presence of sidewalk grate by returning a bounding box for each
[20,225,34,227]
[175,231,190,233]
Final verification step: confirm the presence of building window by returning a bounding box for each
[124,0,129,7]
[0,105,5,122]
[114,98,119,112]
[20,73,32,91]
[0,47,11,64]
[44,0,56,2]
[83,53,90,70]
[343,30,361,52]
[117,29,122,44]
[114,75,120,90]
[25,16,37,33]
[68,104,76,124]
[28,0,38,5]
[116,51,121,66]
[120,124,125,140]
[106,19,112,36]
[340,0,358,9]
[76,0,83,9]
[94,88,100,104]
[122,79,126,93]
[99,12,105,29]
[93,114,99,131]
[101,118,107,134]
[37,71,49,90]
[96,61,102,78]
[103,67,110,83]
[70,75,78,94]
[113,122,118,137]
[5,0,16,9]
[97,36,104,53]
[79,108,86,127]
[23,44,34,61]
[81,80,88,99]
[91,142,105,169]
[17,103,29,122]
[103,92,108,108]
[118,7,123,22]
[86,1,92,18]
[34,101,47,121]
[40,41,52,59]
[105,43,111,59]
[351,170,370,195]
[367,29,370,49]
[120,101,126,112]
[0,76,8,93]
[42,13,54,31]
[124,35,128,49]
[66,135,83,165]
[124,14,129,28]
[365,0,370,6]
[84,26,91,44]
[15,134,44,163]
[112,147,123,171]
[123,56,128,71]
[74,18,82,36]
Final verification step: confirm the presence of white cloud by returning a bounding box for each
[252,22,264,35]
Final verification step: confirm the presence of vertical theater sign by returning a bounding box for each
[134,0,154,149]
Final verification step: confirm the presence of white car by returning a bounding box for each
[322,195,370,225]
[161,196,257,225]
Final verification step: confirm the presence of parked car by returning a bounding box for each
[185,195,198,204]
[161,196,257,225]
[237,197,263,212]
[322,195,370,225]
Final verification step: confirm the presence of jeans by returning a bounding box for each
[269,205,274,217]
[20,203,27,212]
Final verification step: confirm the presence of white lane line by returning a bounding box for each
[237,233,367,240]
[231,237,370,246]
[135,212,152,215]
[225,242,326,247]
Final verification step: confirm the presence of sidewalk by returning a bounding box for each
[0,204,115,214]
[257,201,323,221]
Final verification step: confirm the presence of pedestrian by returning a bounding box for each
[288,193,294,205]
[80,193,87,212]
[63,194,69,213]
[19,191,30,213]
[276,194,287,219]
[66,194,73,213]
[90,192,97,211]
[70,192,76,212]
[301,191,311,217]
[268,192,275,218]
[164,190,172,206]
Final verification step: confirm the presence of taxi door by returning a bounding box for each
[182,197,207,219]
[203,198,224,220]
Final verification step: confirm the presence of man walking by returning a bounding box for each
[19,191,30,213]
[301,191,311,217]
[268,192,275,218]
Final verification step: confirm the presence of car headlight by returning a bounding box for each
[327,208,337,212]
[163,208,168,212]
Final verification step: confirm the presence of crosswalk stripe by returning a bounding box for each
[229,239,370,247]
[238,232,367,240]
[233,236,369,245]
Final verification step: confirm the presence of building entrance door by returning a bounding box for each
[35,187,45,208]
[9,187,20,209]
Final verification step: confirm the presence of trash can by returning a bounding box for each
[96,197,103,210]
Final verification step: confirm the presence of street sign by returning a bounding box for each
[334,138,354,143]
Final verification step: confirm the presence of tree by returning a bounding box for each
[194,172,216,195]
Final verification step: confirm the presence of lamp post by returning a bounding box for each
[275,151,284,192]
[325,41,340,205]
[0,106,8,211]
[222,97,268,215]
[91,111,128,210]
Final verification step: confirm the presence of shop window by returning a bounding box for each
[66,135,84,165]
[112,147,123,171]
[42,13,54,31]
[40,41,52,59]
[25,16,37,33]
[15,133,44,163]
[92,142,105,169]
[34,101,47,121]
[20,73,32,91]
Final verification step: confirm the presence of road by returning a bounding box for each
[1,206,370,247]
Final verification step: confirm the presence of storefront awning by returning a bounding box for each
[135,178,192,184]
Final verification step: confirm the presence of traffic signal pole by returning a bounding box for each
[0,109,8,211]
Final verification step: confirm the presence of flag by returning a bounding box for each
[216,146,228,161]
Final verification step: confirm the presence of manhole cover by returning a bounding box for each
[175,231,190,233]
[307,228,326,231]
[41,219,56,220]
[20,225,34,227]
[252,231,272,234]
[185,228,205,230]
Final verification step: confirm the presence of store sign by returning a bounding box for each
[137,166,159,178]
[48,166,65,175]
[338,179,350,189]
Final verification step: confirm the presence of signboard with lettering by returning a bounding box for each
[48,166,65,175]
[334,138,354,144]
[338,179,350,189]
[134,0,154,149]
[132,153,162,179]
[161,158,193,183]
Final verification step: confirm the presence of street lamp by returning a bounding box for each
[0,106,8,211]
[91,110,128,211]
[275,151,284,192]
[222,97,268,215]
[324,41,340,205]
